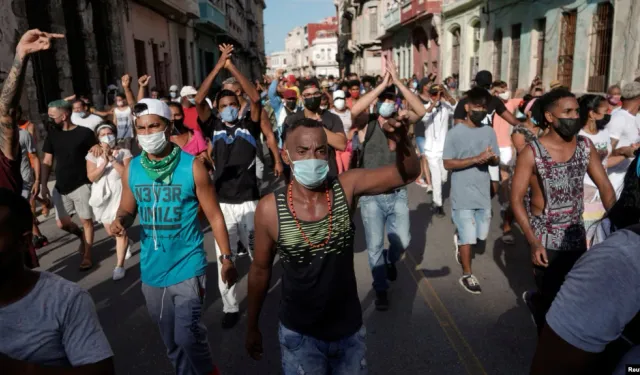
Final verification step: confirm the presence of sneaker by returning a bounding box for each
[426,184,433,193]
[415,178,427,187]
[459,275,482,294]
[124,239,133,260]
[112,266,126,281]
[33,235,48,249]
[453,233,461,265]
[434,206,445,218]
[222,312,240,329]
[375,291,389,311]
[386,262,397,281]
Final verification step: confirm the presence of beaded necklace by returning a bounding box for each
[287,181,333,248]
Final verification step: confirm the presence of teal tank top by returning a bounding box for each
[128,150,206,287]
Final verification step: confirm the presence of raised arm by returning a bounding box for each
[386,58,426,122]
[121,74,136,108]
[196,44,233,123]
[225,55,260,122]
[0,30,63,159]
[246,194,278,361]
[136,75,150,102]
[339,116,420,202]
[268,70,284,113]
[351,72,391,120]
[259,108,283,176]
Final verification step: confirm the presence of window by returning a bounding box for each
[284,58,287,64]
[470,22,480,80]
[588,3,613,92]
[369,6,378,38]
[510,23,521,90]
[558,10,577,89]
[535,18,546,80]
[451,27,460,77]
[134,39,147,78]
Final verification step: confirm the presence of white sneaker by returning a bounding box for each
[124,240,132,260]
[426,184,433,193]
[112,266,125,281]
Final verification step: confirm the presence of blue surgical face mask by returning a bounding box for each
[287,151,329,189]
[379,102,395,118]
[220,106,239,123]
[188,98,196,105]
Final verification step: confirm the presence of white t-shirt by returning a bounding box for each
[423,101,454,154]
[71,113,103,132]
[330,109,352,134]
[113,107,133,139]
[606,109,639,194]
[578,128,611,187]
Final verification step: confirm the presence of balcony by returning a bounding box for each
[137,0,199,20]
[382,7,401,32]
[198,1,226,32]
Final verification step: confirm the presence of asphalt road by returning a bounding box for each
[34,182,538,375]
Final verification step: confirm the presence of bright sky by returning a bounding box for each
[264,0,336,54]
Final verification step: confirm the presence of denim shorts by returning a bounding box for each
[451,208,491,245]
[415,136,425,155]
[279,323,367,375]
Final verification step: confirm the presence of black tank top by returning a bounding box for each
[275,177,362,340]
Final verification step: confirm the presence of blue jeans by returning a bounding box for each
[279,323,367,375]
[451,208,491,245]
[360,189,411,292]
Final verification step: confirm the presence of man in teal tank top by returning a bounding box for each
[110,99,237,375]
[245,71,422,374]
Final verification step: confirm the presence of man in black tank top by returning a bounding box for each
[245,107,420,374]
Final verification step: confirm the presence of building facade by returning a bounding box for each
[284,18,339,77]
[442,0,634,94]
[266,51,290,76]
[337,0,441,80]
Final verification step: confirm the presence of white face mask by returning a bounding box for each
[137,131,168,155]
[498,90,511,101]
[334,99,345,110]
[99,134,116,148]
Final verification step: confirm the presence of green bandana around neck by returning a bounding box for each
[140,145,181,184]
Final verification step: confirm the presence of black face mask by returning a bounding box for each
[304,96,322,111]
[172,119,185,135]
[596,114,611,129]
[554,117,582,138]
[285,100,297,110]
[468,110,487,126]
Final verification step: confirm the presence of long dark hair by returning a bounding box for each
[167,102,189,134]
[578,94,607,130]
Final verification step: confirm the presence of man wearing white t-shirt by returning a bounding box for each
[423,84,455,217]
[70,100,103,132]
[606,82,640,197]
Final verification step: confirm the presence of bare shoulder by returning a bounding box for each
[256,193,277,221]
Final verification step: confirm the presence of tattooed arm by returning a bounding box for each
[0,30,63,159]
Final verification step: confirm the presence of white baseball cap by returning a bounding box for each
[169,85,179,92]
[133,98,172,121]
[333,90,346,100]
[180,86,197,97]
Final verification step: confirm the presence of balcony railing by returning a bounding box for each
[383,7,401,31]
[199,1,226,32]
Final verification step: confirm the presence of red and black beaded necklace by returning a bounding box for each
[287,180,333,249]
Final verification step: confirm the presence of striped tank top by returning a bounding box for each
[275,177,362,341]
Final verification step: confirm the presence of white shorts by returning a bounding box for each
[499,147,513,167]
[489,165,499,182]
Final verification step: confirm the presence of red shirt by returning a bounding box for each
[183,106,201,132]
